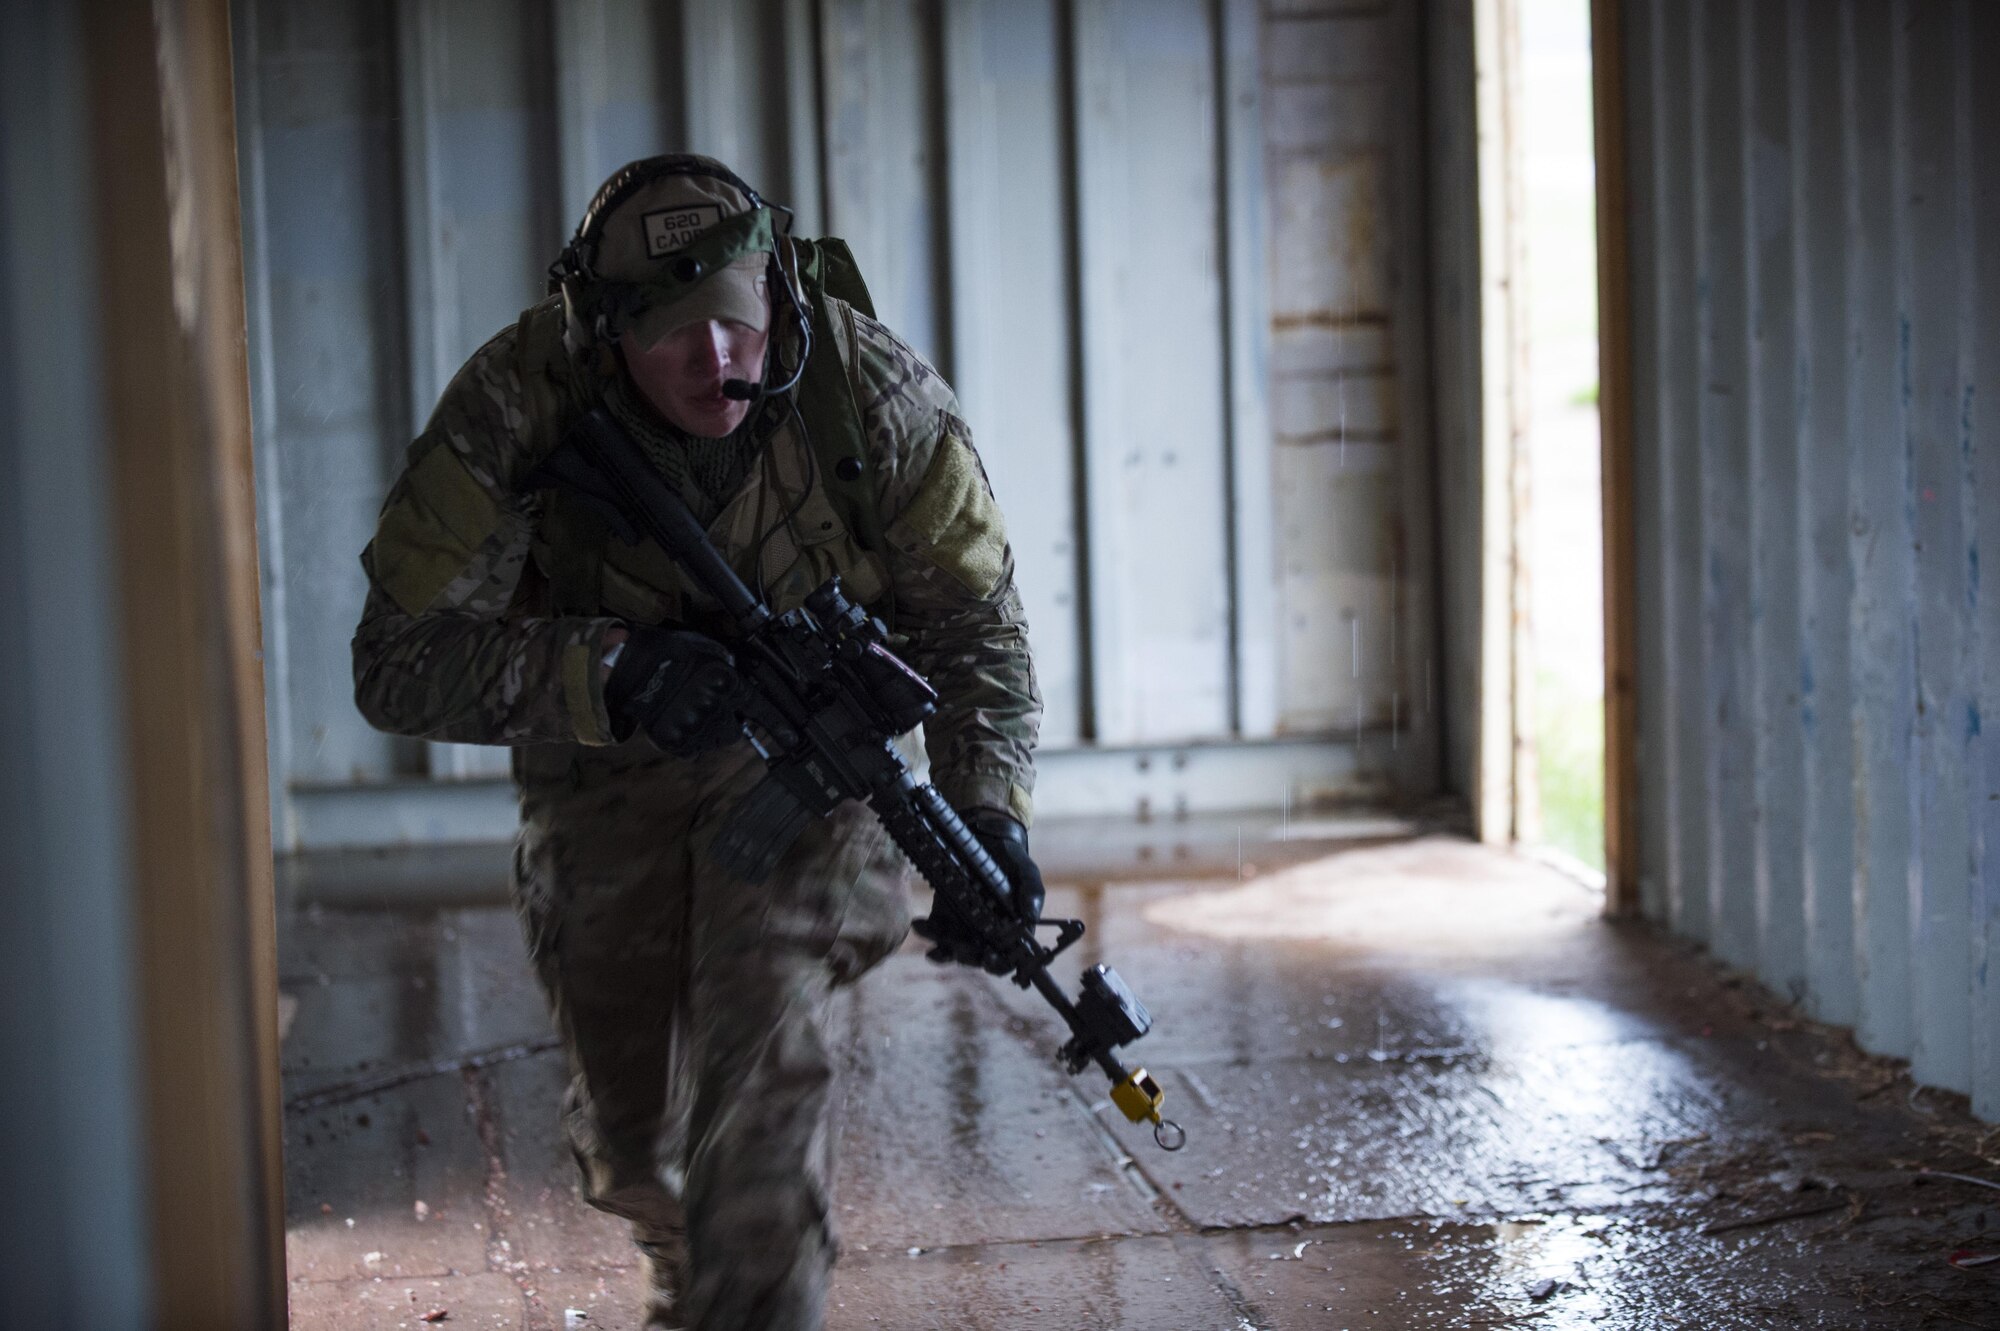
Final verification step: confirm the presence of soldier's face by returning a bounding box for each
[620,316,771,438]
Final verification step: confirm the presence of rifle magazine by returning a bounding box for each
[710,772,813,882]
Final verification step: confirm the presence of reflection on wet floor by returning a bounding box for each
[281,829,2000,1328]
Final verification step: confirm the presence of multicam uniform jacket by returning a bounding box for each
[352,292,1041,827]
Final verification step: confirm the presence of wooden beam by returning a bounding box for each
[84,0,286,1320]
[1592,0,1641,915]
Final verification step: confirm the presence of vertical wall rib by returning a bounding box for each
[1844,0,1915,1059]
[1621,0,1668,921]
[1971,0,2000,1123]
[1656,0,1710,943]
[1792,0,1858,1029]
[1899,0,1972,1094]
[1745,0,1804,1002]
[1693,0,1755,969]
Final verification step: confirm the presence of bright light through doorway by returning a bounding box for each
[1521,0,1605,876]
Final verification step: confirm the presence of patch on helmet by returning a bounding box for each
[643,204,722,256]
[886,426,1008,598]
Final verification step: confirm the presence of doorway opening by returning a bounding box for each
[1517,0,1605,878]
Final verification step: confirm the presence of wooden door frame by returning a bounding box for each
[1468,0,1530,847]
[87,0,288,1319]
[1591,0,1640,915]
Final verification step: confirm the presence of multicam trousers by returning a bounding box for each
[511,740,911,1330]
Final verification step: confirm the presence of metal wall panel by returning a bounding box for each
[1971,0,2000,1128]
[1656,0,1709,944]
[399,0,564,779]
[822,0,951,368]
[1900,0,1974,1097]
[1425,0,1483,804]
[1745,0,1804,1001]
[1843,0,1916,1061]
[238,0,406,791]
[1622,0,1669,920]
[1622,0,1999,1114]
[1221,0,1281,745]
[940,0,1087,740]
[238,0,1441,842]
[551,0,688,224]
[1790,0,1858,1028]
[1266,2,1430,773]
[1072,0,1234,741]
[1692,0,1754,968]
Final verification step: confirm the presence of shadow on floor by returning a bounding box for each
[280,825,1999,1329]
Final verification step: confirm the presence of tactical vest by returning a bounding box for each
[514,237,898,637]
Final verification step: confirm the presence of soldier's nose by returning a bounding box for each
[688,321,731,378]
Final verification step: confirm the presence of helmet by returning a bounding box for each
[549,154,784,354]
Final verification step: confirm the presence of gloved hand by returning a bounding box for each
[968,811,1044,925]
[909,894,1010,973]
[910,811,1043,973]
[603,625,745,757]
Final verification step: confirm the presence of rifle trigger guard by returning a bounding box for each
[1036,916,1085,962]
[1008,917,1085,988]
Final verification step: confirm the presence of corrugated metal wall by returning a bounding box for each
[235,0,1444,847]
[1269,2,1439,784]
[1620,0,2000,1116]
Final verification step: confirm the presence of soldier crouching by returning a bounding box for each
[350,155,1043,1330]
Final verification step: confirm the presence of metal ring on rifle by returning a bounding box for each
[1155,1119,1187,1152]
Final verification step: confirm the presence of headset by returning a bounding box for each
[547,153,814,402]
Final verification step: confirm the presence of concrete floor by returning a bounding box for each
[281,822,2000,1329]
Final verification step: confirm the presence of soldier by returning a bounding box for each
[351,155,1044,1330]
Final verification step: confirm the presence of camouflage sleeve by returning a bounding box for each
[352,326,621,746]
[848,308,1043,826]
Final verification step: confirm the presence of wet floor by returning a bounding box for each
[280,823,2000,1328]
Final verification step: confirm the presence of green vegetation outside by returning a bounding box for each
[1536,666,1605,872]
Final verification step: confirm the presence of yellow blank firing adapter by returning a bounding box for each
[1112,1063,1184,1143]
[1110,1066,1164,1123]
[1111,1067,1184,1149]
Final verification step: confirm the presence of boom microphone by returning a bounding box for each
[721,378,760,401]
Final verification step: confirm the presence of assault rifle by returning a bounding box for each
[532,407,1186,1151]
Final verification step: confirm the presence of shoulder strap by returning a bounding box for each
[512,299,607,615]
[513,297,596,428]
[790,237,894,627]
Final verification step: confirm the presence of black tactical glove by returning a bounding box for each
[909,893,1010,973]
[603,626,745,757]
[910,811,1043,973]
[969,811,1044,925]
